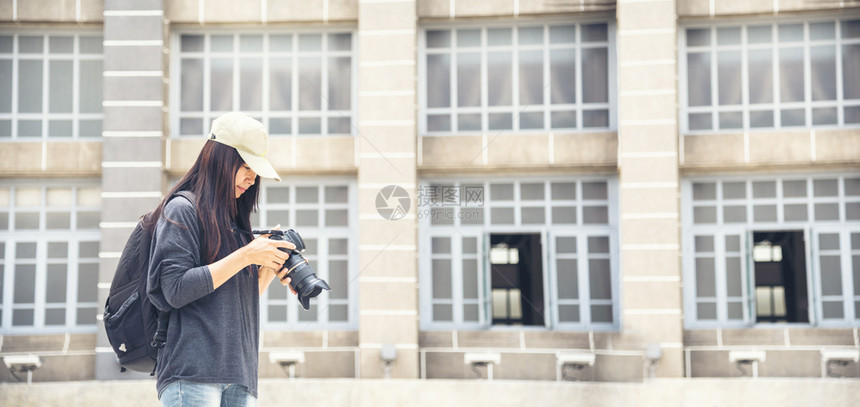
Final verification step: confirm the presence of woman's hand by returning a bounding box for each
[243,232,295,270]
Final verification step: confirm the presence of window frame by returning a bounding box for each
[418,17,617,136]
[169,26,358,139]
[0,179,101,334]
[418,176,620,332]
[681,173,860,329]
[254,178,358,331]
[679,16,860,134]
[0,29,105,141]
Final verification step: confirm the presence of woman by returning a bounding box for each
[146,112,294,407]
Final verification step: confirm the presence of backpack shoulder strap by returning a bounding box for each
[172,190,197,205]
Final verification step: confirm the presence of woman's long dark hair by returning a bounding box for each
[145,140,260,264]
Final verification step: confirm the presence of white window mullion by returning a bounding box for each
[72,34,80,139]
[577,231,591,325]
[773,24,782,128]
[67,236,78,326]
[575,24,583,130]
[321,34,329,136]
[41,35,49,141]
[480,28,488,133]
[836,19,845,125]
[803,22,813,128]
[452,234,463,324]
[710,27,720,130]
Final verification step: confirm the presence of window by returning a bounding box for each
[0,182,101,333]
[682,175,860,327]
[252,180,356,329]
[0,32,104,140]
[421,21,614,134]
[420,178,618,330]
[174,30,354,137]
[681,18,860,132]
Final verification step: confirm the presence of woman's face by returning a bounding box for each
[234,163,257,198]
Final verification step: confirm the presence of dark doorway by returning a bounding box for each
[489,233,544,326]
[753,231,808,323]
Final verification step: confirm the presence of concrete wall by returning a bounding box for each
[1,0,860,391]
[3,378,860,407]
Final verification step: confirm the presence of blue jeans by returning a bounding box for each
[160,380,256,407]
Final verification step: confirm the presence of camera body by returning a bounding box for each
[253,229,331,310]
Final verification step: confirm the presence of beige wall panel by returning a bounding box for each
[553,132,618,165]
[453,0,515,18]
[619,94,677,122]
[677,0,711,17]
[355,211,418,246]
[262,331,326,347]
[419,330,454,347]
[358,314,419,344]
[290,136,357,172]
[357,126,418,154]
[359,34,415,63]
[359,2,417,30]
[522,331,591,349]
[682,133,745,167]
[620,249,682,278]
[165,0,199,22]
[618,32,676,63]
[619,126,678,152]
[79,0,103,22]
[359,280,418,310]
[618,187,679,215]
[518,0,599,15]
[617,314,683,348]
[748,130,811,164]
[267,0,325,22]
[327,0,359,22]
[814,129,860,163]
[714,0,773,15]
[358,156,417,183]
[623,281,682,310]
[357,249,417,279]
[421,135,485,169]
[359,348,418,378]
[617,2,676,30]
[358,93,416,123]
[619,64,676,93]
[620,156,678,184]
[168,138,206,174]
[620,218,680,246]
[654,348,684,377]
[0,1,12,20]
[457,330,521,348]
[204,0,262,23]
[17,0,76,22]
[0,142,42,173]
[417,0,450,18]
[780,0,860,12]
[486,133,550,166]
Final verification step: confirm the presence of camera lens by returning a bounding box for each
[254,229,331,310]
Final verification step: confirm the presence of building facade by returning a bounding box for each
[0,0,859,387]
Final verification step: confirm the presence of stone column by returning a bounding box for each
[95,0,166,380]
[615,0,684,377]
[356,0,420,378]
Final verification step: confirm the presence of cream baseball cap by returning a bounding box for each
[208,112,281,182]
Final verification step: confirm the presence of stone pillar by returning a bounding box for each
[95,0,166,380]
[615,1,684,377]
[356,0,420,378]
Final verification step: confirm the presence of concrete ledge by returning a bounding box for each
[2,378,860,407]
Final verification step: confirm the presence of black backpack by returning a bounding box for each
[102,191,196,374]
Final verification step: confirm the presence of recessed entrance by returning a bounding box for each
[489,233,544,326]
[753,231,808,323]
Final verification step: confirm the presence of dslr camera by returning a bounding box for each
[253,229,331,310]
